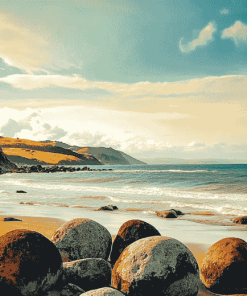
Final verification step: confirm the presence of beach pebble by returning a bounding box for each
[200,237,247,294]
[110,219,161,266]
[233,216,247,224]
[3,217,22,221]
[156,209,178,218]
[112,236,200,296]
[80,287,125,295]
[98,205,118,211]
[0,229,62,295]
[62,258,112,291]
[169,208,184,215]
[51,218,112,262]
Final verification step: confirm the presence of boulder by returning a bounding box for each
[51,218,112,262]
[0,229,62,295]
[233,216,247,224]
[62,258,111,291]
[81,287,125,296]
[200,237,247,294]
[45,283,85,296]
[112,236,199,296]
[110,219,161,266]
[16,190,27,193]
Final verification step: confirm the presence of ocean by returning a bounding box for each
[1,163,247,245]
[1,164,247,218]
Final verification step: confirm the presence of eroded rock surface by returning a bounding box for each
[110,219,161,266]
[51,218,112,262]
[200,237,247,294]
[0,229,62,295]
[112,236,200,296]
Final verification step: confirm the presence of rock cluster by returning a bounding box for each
[0,217,246,295]
[11,165,113,174]
[156,208,184,218]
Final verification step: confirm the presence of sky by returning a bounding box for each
[0,0,247,159]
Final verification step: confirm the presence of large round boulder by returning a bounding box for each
[0,229,62,295]
[110,219,160,266]
[112,236,199,296]
[200,237,247,294]
[80,287,125,295]
[51,218,112,262]
[62,258,112,291]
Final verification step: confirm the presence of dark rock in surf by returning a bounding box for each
[16,190,27,193]
[98,205,118,211]
[156,209,178,218]
[110,219,161,266]
[169,208,184,215]
[3,217,22,222]
[233,216,247,224]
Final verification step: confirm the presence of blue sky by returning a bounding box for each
[0,0,247,159]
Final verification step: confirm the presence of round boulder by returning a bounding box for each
[110,219,160,266]
[51,218,112,262]
[112,236,199,296]
[80,287,125,296]
[62,258,112,291]
[0,229,62,295]
[200,237,247,294]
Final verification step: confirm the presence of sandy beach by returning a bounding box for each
[1,207,247,295]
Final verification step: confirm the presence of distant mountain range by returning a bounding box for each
[0,137,145,166]
[43,141,146,165]
[139,157,247,165]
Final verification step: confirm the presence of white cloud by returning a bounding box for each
[222,21,247,45]
[220,8,229,15]
[0,14,51,73]
[179,22,217,53]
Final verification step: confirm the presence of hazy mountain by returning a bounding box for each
[42,141,146,165]
[139,157,247,165]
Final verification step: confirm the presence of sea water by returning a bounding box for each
[1,164,247,216]
[1,164,247,244]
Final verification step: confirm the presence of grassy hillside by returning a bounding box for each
[0,137,101,165]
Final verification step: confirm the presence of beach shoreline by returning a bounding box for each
[1,211,247,295]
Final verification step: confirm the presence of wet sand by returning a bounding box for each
[1,212,247,295]
[0,215,65,239]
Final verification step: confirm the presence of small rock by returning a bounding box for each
[16,190,27,193]
[110,219,161,266]
[81,287,125,295]
[112,236,200,296]
[0,229,62,295]
[51,218,112,262]
[169,208,184,215]
[156,209,178,218]
[3,217,22,222]
[200,237,247,294]
[233,216,247,224]
[62,258,111,291]
[98,205,118,211]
